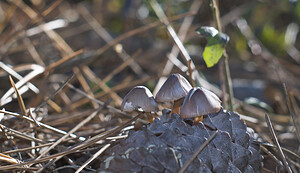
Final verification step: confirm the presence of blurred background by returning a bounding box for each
[0,0,300,172]
[1,0,300,113]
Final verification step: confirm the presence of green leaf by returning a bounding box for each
[196,26,230,68]
[203,42,225,68]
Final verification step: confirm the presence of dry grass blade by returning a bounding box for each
[260,145,284,169]
[287,157,300,169]
[0,0,63,51]
[77,4,146,77]
[32,0,63,24]
[102,49,142,84]
[153,0,202,95]
[149,0,198,83]
[9,75,27,116]
[0,124,8,139]
[69,75,154,110]
[149,0,191,61]
[0,109,85,141]
[150,0,209,99]
[46,99,62,113]
[31,111,99,167]
[0,113,143,170]
[28,107,40,127]
[44,49,83,72]
[75,144,111,173]
[13,1,73,55]
[74,67,99,108]
[34,74,74,112]
[265,113,292,173]
[188,60,195,87]
[0,153,20,164]
[21,34,45,66]
[46,109,96,126]
[283,83,300,143]
[0,124,46,144]
[179,130,218,173]
[81,66,123,105]
[0,61,39,94]
[0,3,17,33]
[69,113,142,154]
[3,143,54,155]
[67,83,148,124]
[1,64,44,106]
[93,11,196,60]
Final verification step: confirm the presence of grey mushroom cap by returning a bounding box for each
[121,86,158,113]
[180,87,222,118]
[155,73,192,103]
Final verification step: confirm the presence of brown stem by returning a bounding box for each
[193,116,203,125]
[171,98,185,115]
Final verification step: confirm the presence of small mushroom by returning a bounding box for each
[179,87,222,125]
[155,73,192,115]
[121,86,158,123]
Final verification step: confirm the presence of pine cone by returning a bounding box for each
[98,109,262,172]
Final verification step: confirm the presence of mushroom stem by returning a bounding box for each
[145,112,154,123]
[171,98,185,115]
[193,115,203,125]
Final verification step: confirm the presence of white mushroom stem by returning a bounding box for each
[193,115,203,125]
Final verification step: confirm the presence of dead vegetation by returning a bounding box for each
[0,0,299,172]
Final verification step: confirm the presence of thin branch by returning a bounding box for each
[265,113,292,173]
[0,109,85,141]
[210,0,234,110]
[75,144,111,173]
[283,83,300,143]
[34,74,74,112]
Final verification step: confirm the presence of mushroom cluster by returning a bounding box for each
[120,73,222,125]
[102,73,262,172]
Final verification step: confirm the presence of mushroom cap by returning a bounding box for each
[121,86,158,113]
[155,73,192,103]
[179,87,222,118]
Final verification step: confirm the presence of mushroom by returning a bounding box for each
[179,87,222,125]
[121,86,158,123]
[155,73,192,115]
